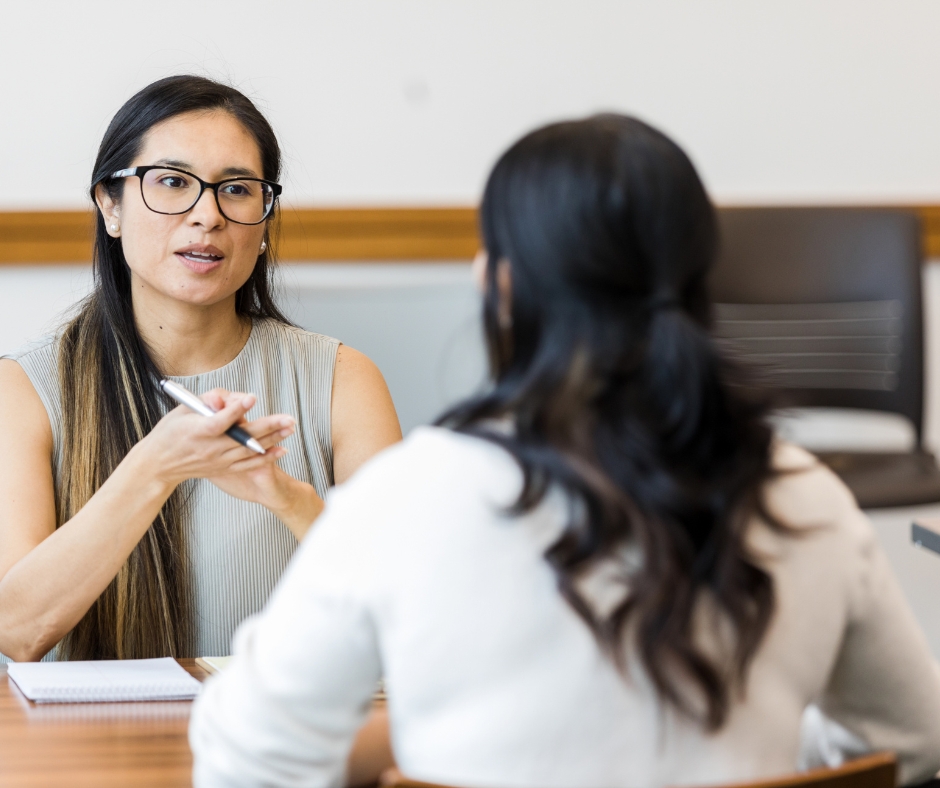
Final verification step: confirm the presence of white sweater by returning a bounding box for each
[190,428,940,788]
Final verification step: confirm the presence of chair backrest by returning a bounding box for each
[710,208,924,445]
[379,752,897,788]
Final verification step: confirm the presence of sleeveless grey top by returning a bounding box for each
[1,319,339,660]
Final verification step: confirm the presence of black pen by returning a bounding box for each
[159,379,265,455]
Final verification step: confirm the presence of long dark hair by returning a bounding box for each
[440,114,779,730]
[57,75,291,660]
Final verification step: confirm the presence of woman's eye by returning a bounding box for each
[159,176,188,189]
[221,182,253,198]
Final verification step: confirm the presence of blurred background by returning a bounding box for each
[6,0,940,648]
[8,0,940,434]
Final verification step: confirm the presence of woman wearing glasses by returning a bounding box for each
[0,75,401,663]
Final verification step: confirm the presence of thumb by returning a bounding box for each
[206,393,257,434]
[201,388,229,412]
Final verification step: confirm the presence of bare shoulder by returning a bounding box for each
[0,359,56,574]
[330,345,402,484]
[332,344,401,424]
[333,344,386,387]
[0,359,51,447]
[764,440,857,528]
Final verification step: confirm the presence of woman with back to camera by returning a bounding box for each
[192,115,940,787]
[0,75,401,664]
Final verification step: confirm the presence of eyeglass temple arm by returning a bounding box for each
[111,168,138,178]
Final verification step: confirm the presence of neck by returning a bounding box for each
[131,282,251,377]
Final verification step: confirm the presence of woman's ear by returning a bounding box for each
[472,249,488,293]
[94,183,122,238]
[496,259,513,329]
[474,251,513,327]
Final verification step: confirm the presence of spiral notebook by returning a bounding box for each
[7,657,202,704]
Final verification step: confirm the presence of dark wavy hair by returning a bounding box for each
[439,114,779,730]
[57,75,291,660]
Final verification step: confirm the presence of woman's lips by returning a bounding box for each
[175,251,223,274]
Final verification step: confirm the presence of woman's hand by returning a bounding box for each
[199,390,325,540]
[131,388,292,491]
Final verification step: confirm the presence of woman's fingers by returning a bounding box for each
[217,432,291,466]
[225,446,287,474]
[216,423,292,461]
[247,414,295,433]
[217,435,287,466]
[173,388,293,441]
[255,419,295,442]
[200,388,231,412]
[220,414,294,450]
[159,388,296,469]
[207,391,295,438]
[256,430,292,451]
[205,393,256,435]
[201,389,258,429]
[212,389,258,415]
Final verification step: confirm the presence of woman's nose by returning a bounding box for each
[187,188,225,230]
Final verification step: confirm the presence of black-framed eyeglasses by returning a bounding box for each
[110,165,282,226]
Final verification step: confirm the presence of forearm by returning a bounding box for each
[346,705,394,787]
[0,445,174,661]
[191,565,381,787]
[267,475,324,541]
[822,534,940,783]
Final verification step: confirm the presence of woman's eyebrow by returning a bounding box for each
[153,158,192,170]
[220,166,260,178]
[150,159,260,178]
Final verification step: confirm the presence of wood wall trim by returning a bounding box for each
[0,207,480,265]
[276,207,479,261]
[0,211,97,265]
[917,206,940,257]
[4,205,940,264]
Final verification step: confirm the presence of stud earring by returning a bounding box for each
[259,240,267,254]
[110,224,118,232]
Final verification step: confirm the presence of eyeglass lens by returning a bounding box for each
[140,169,274,224]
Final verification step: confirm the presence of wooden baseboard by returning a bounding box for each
[2,205,940,264]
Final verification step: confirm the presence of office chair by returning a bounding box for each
[710,207,940,508]
[378,752,896,788]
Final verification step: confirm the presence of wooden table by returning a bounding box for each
[0,659,209,787]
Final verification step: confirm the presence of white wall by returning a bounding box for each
[7,2,940,439]
[5,1,940,209]
[6,0,940,436]
[8,3,940,651]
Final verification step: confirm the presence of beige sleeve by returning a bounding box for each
[819,512,940,785]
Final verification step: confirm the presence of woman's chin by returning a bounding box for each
[149,283,241,310]
[129,265,253,311]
